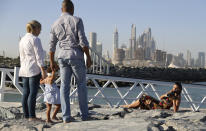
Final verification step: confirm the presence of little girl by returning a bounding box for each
[40,67,61,123]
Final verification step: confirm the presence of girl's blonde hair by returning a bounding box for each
[26,20,41,33]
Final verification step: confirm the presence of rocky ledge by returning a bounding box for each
[0,102,206,131]
[108,66,206,83]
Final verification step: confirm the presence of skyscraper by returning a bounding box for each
[191,58,195,67]
[104,50,111,62]
[113,27,119,59]
[162,51,167,64]
[166,54,173,66]
[131,24,136,41]
[198,52,205,68]
[186,50,192,67]
[89,32,97,51]
[113,27,119,49]
[135,27,156,60]
[129,39,132,59]
[154,50,162,62]
[96,42,102,56]
[150,38,156,53]
[129,24,136,59]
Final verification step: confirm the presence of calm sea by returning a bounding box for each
[3,85,206,109]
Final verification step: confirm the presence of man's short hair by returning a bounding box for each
[62,0,74,12]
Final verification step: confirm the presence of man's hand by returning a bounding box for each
[86,57,92,68]
[49,51,59,71]
[82,46,92,68]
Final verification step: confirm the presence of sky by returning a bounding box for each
[0,0,206,59]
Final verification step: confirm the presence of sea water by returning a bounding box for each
[3,85,206,109]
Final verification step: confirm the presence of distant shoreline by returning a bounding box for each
[107,66,206,83]
[1,66,206,84]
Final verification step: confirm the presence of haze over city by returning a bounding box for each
[0,0,206,59]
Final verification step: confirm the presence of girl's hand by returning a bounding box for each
[50,62,58,72]
[40,78,45,84]
[54,64,59,72]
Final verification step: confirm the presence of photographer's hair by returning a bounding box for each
[26,20,41,33]
[62,0,74,13]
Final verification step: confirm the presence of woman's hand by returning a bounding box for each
[40,67,46,79]
[41,70,46,79]
[173,98,181,112]
[173,100,177,112]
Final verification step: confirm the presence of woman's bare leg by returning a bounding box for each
[121,100,140,108]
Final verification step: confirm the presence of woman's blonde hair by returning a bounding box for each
[26,20,41,33]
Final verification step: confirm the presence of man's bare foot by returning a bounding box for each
[63,117,75,123]
[63,121,71,124]
[29,117,44,122]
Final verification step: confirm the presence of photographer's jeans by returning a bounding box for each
[22,73,41,118]
[58,59,88,122]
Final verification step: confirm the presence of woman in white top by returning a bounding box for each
[19,20,46,121]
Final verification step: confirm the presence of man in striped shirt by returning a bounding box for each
[49,0,92,123]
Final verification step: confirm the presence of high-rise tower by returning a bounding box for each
[131,24,136,41]
[113,26,119,59]
[198,52,205,68]
[113,27,119,50]
[89,32,97,51]
[130,24,136,59]
[186,50,192,67]
[96,41,103,56]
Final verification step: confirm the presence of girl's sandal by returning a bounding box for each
[52,117,62,122]
[46,119,54,123]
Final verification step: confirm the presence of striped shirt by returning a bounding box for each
[49,12,89,60]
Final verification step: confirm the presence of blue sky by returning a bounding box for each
[0,0,206,58]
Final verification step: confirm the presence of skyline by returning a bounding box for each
[0,0,206,58]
